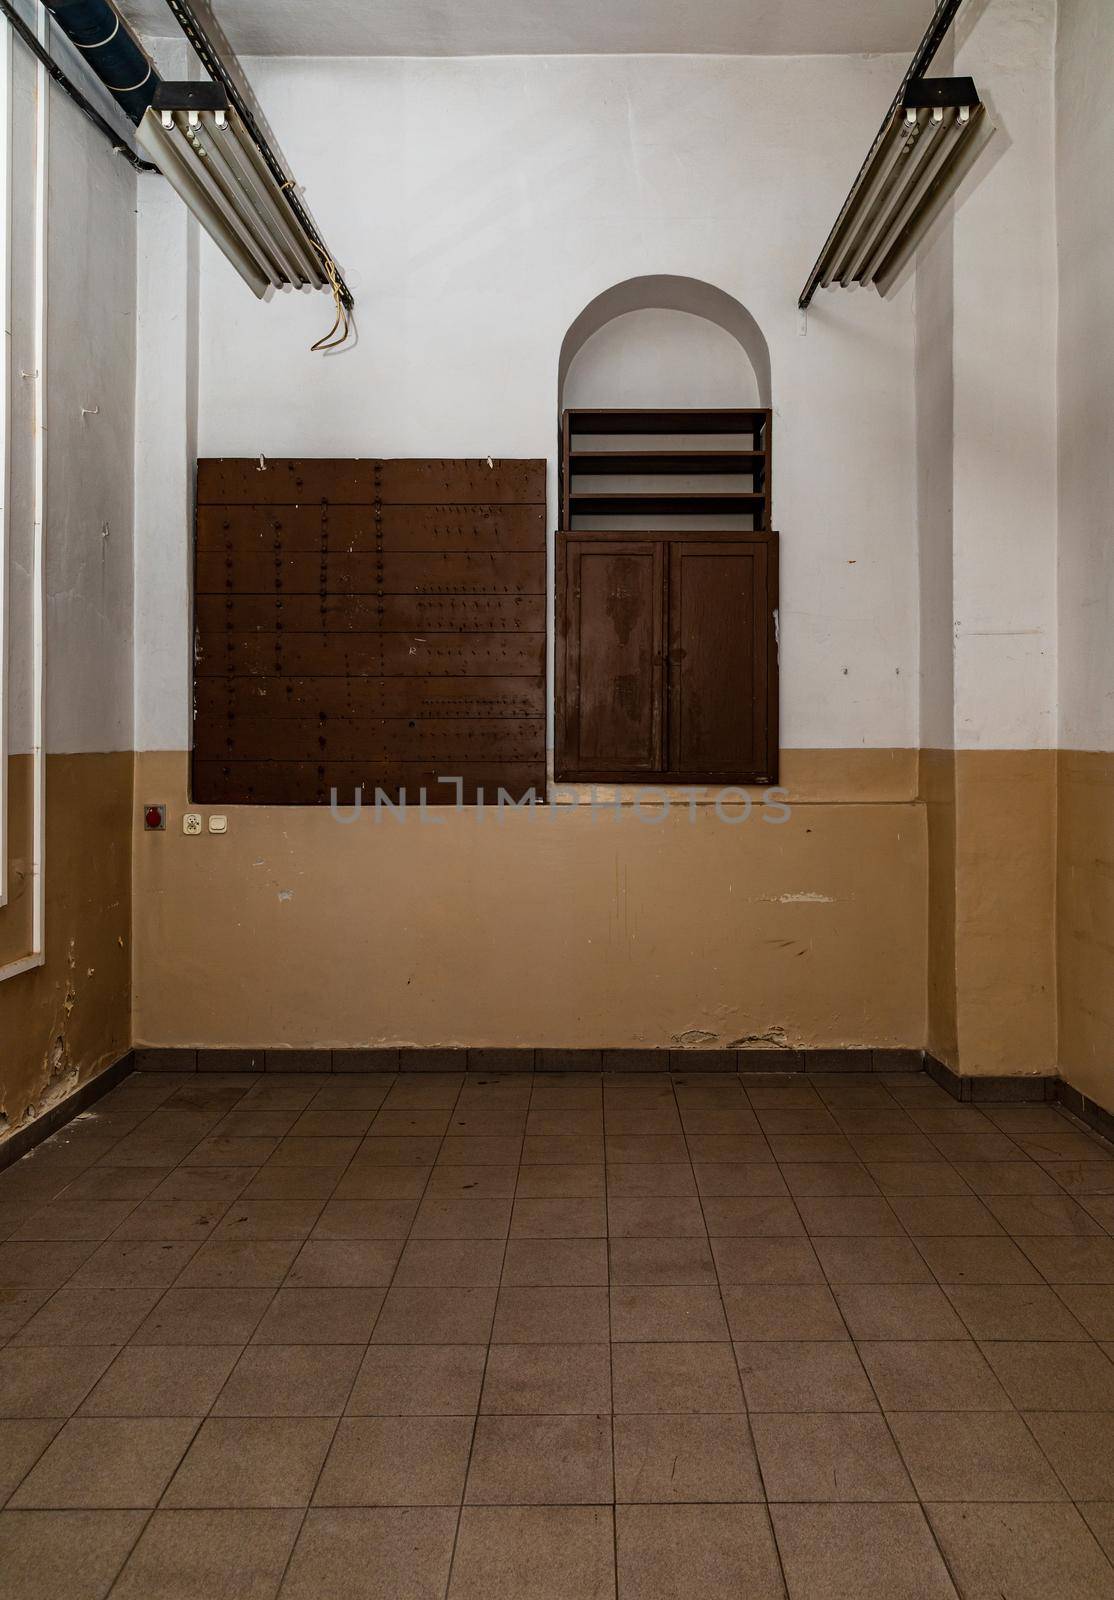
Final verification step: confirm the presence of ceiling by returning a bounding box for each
[118,0,930,57]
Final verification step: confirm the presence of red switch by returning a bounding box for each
[144,805,166,831]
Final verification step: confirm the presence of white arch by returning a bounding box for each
[558,274,772,410]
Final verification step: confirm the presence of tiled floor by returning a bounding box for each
[2,1067,1114,1598]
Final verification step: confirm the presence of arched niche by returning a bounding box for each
[558,275,772,413]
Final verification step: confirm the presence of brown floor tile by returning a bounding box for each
[613,1413,762,1502]
[174,1239,299,1288]
[0,1420,60,1500]
[481,1343,610,1414]
[286,1239,401,1287]
[771,1502,958,1599]
[111,1198,232,1242]
[78,1345,240,1417]
[186,1137,280,1168]
[605,1136,688,1165]
[436,1136,521,1166]
[511,1197,607,1238]
[372,1286,496,1344]
[332,1164,430,1200]
[521,1136,605,1165]
[1055,1285,1114,1338]
[501,1238,609,1286]
[0,1508,148,1600]
[857,1341,1011,1411]
[211,1110,299,1139]
[889,1410,1066,1501]
[350,1136,440,1167]
[393,1239,505,1287]
[723,1284,848,1340]
[268,1136,361,1170]
[411,1197,512,1240]
[307,1199,417,1239]
[207,1199,321,1242]
[1015,1235,1114,1283]
[889,1196,1003,1236]
[12,1201,136,1242]
[1080,1502,1114,1562]
[111,1507,300,1600]
[163,1416,336,1507]
[251,1286,384,1344]
[315,1415,472,1506]
[11,1416,197,1507]
[915,1236,1043,1285]
[1013,1132,1114,1163]
[686,1135,774,1164]
[212,1343,363,1416]
[692,1162,787,1196]
[608,1197,708,1238]
[952,1160,1060,1196]
[702,1196,804,1236]
[0,1242,98,1290]
[465,1414,611,1504]
[290,1110,376,1138]
[131,1287,273,1345]
[11,1287,160,1347]
[493,1286,610,1342]
[240,1166,341,1200]
[279,1506,457,1600]
[814,1237,932,1284]
[427,1165,520,1198]
[0,1346,116,1418]
[753,1412,913,1501]
[987,1193,1103,1236]
[610,1285,727,1341]
[609,1237,716,1286]
[781,1164,880,1197]
[604,1164,694,1198]
[926,1503,1114,1599]
[711,1238,823,1285]
[767,1135,858,1163]
[346,1345,486,1416]
[979,1340,1114,1409]
[1023,1412,1114,1497]
[796,1196,903,1236]
[866,1162,972,1196]
[757,1108,841,1137]
[68,1240,199,1288]
[1084,1195,1114,1231]
[946,1284,1088,1341]
[735,1340,876,1412]
[612,1342,743,1413]
[0,1289,50,1340]
[833,1283,966,1340]
[616,1503,783,1600]
[448,1505,614,1600]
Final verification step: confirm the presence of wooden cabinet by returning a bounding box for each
[557,530,778,785]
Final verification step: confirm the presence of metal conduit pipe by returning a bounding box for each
[42,0,160,122]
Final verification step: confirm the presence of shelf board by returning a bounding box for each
[567,408,769,437]
[568,491,767,517]
[570,450,765,476]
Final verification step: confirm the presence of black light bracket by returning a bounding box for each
[152,78,231,113]
[903,76,978,110]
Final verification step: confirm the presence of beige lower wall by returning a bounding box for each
[131,750,927,1051]
[0,753,132,1134]
[920,750,1057,1079]
[1058,751,1114,1110]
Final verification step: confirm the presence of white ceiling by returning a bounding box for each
[118,0,929,57]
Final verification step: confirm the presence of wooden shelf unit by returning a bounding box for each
[561,407,771,530]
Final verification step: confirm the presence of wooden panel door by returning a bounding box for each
[667,538,776,783]
[558,539,664,778]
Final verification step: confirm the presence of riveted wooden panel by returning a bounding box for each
[194,458,546,805]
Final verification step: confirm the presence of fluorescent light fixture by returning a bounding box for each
[808,78,993,300]
[136,82,328,300]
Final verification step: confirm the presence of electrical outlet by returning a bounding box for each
[183,813,203,836]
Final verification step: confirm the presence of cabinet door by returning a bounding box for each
[668,539,775,782]
[558,539,665,777]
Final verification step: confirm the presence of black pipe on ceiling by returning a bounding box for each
[42,0,161,123]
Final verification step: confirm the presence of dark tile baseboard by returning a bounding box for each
[924,1054,1058,1104]
[0,1051,135,1174]
[133,1045,927,1076]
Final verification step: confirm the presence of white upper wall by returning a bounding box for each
[1056,0,1114,753]
[5,28,136,757]
[132,51,921,752]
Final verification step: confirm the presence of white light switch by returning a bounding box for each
[208,815,228,835]
[183,814,203,836]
